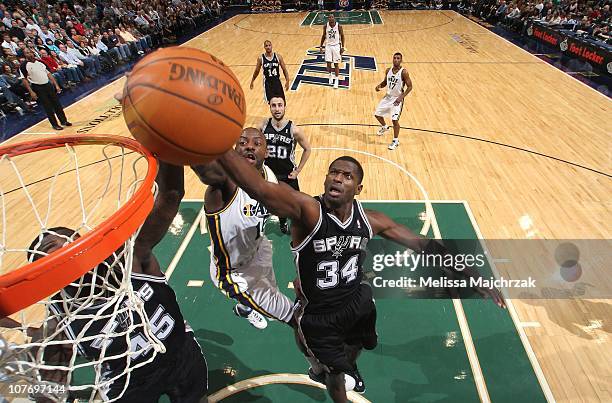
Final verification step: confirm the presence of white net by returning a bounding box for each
[0,138,162,402]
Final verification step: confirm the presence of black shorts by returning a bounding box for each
[278,176,300,191]
[297,283,378,374]
[110,333,208,403]
[264,78,285,103]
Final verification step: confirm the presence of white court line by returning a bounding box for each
[462,201,556,402]
[299,12,310,26]
[455,11,610,101]
[165,206,205,280]
[520,322,542,328]
[310,11,319,28]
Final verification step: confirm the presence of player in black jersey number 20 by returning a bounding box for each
[216,129,506,403]
[262,96,311,234]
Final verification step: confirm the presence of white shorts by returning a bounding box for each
[375,95,403,121]
[209,237,294,323]
[325,44,342,63]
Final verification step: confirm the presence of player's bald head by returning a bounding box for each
[241,127,266,142]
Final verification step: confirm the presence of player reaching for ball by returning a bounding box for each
[191,130,296,330]
[213,135,506,403]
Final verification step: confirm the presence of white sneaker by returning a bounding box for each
[377,125,389,136]
[388,140,399,150]
[333,78,339,89]
[246,310,267,329]
[328,74,333,85]
[233,305,268,329]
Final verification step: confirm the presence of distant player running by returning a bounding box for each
[214,139,506,403]
[375,52,412,150]
[192,130,295,330]
[319,14,345,89]
[261,96,311,234]
[250,40,291,103]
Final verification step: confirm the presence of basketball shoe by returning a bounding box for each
[233,304,267,329]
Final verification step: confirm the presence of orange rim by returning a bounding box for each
[0,135,158,317]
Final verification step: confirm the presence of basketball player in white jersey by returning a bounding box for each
[261,96,312,234]
[319,14,345,89]
[375,52,413,150]
[250,40,291,102]
[192,130,295,330]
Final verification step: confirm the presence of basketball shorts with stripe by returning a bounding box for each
[107,332,208,403]
[297,283,378,374]
[375,95,403,121]
[210,237,295,323]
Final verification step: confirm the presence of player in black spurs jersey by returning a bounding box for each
[250,40,291,103]
[215,139,506,403]
[2,162,208,403]
[262,96,311,234]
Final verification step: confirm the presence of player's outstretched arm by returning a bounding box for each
[339,25,345,51]
[365,209,506,308]
[134,162,185,275]
[218,148,319,225]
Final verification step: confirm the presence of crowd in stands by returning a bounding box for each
[460,0,611,44]
[0,0,223,117]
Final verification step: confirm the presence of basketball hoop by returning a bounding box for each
[0,135,157,316]
[0,134,161,402]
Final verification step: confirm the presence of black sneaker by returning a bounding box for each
[347,369,365,394]
[308,367,326,385]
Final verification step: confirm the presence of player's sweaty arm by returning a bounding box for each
[134,162,185,274]
[365,209,506,308]
[217,149,318,224]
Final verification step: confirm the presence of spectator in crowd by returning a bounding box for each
[20,49,71,130]
[0,0,224,118]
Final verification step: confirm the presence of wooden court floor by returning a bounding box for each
[2,10,611,402]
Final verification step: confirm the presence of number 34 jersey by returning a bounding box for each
[292,196,373,314]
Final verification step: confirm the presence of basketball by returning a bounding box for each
[122,47,246,165]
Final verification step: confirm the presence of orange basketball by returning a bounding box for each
[122,47,246,165]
